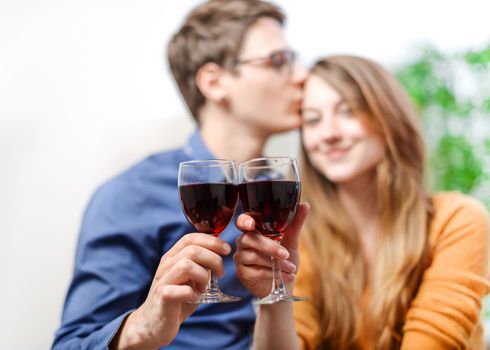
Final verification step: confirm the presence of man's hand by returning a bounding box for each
[111,233,231,350]
[233,203,309,298]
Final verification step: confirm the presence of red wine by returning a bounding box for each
[239,180,300,240]
[179,183,238,236]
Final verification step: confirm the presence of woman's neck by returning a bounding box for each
[337,174,379,264]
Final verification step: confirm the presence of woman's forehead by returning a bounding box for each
[303,75,343,106]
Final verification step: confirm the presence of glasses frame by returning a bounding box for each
[234,49,296,74]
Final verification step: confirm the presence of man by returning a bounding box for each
[52,0,306,349]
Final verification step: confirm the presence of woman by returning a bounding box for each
[234,55,490,349]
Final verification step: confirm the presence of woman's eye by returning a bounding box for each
[301,109,322,126]
[338,104,353,117]
[302,115,320,126]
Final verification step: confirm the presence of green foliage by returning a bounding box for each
[433,135,483,193]
[484,296,490,319]
[483,98,490,113]
[396,43,490,210]
[465,43,490,66]
[397,60,433,107]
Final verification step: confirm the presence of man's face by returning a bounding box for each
[223,17,306,136]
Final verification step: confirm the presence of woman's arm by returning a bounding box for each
[234,203,309,350]
[254,303,300,350]
[401,193,490,349]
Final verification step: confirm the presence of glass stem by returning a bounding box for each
[270,256,288,296]
[207,270,221,295]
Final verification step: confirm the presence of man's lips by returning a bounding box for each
[292,99,302,112]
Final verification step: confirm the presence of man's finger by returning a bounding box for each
[161,258,210,287]
[160,284,201,303]
[164,232,231,258]
[175,245,226,276]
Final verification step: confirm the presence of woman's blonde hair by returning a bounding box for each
[300,55,431,349]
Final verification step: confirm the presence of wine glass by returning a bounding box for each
[178,159,240,303]
[238,157,305,304]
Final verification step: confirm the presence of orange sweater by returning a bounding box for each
[293,192,490,350]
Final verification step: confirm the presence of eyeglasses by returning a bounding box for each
[234,49,296,74]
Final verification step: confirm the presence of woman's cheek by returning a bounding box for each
[302,133,318,152]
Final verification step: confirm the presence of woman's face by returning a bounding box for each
[301,74,385,186]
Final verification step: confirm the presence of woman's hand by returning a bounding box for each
[234,203,309,298]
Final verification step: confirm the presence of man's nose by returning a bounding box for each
[291,62,308,85]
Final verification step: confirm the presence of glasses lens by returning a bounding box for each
[270,50,295,70]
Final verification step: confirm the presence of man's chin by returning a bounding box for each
[261,117,302,135]
[282,117,302,131]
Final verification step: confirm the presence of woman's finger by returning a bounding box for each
[236,231,289,260]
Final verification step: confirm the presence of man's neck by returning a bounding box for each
[199,109,269,164]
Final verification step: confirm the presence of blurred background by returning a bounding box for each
[0,0,489,348]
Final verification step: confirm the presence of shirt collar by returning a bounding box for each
[183,130,215,160]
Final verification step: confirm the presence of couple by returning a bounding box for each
[53,0,490,349]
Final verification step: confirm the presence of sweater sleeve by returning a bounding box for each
[401,193,490,350]
[293,244,322,350]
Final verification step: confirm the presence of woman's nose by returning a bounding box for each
[320,117,342,143]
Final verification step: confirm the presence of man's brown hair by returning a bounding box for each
[168,0,285,122]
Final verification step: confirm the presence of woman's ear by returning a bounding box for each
[195,62,227,103]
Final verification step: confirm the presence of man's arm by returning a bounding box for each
[53,173,231,350]
[54,230,230,350]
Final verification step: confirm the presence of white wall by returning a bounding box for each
[0,0,489,348]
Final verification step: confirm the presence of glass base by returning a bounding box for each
[254,293,307,305]
[191,290,241,304]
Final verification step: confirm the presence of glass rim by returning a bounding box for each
[179,159,236,168]
[239,156,296,169]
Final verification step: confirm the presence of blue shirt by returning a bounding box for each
[52,131,255,350]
